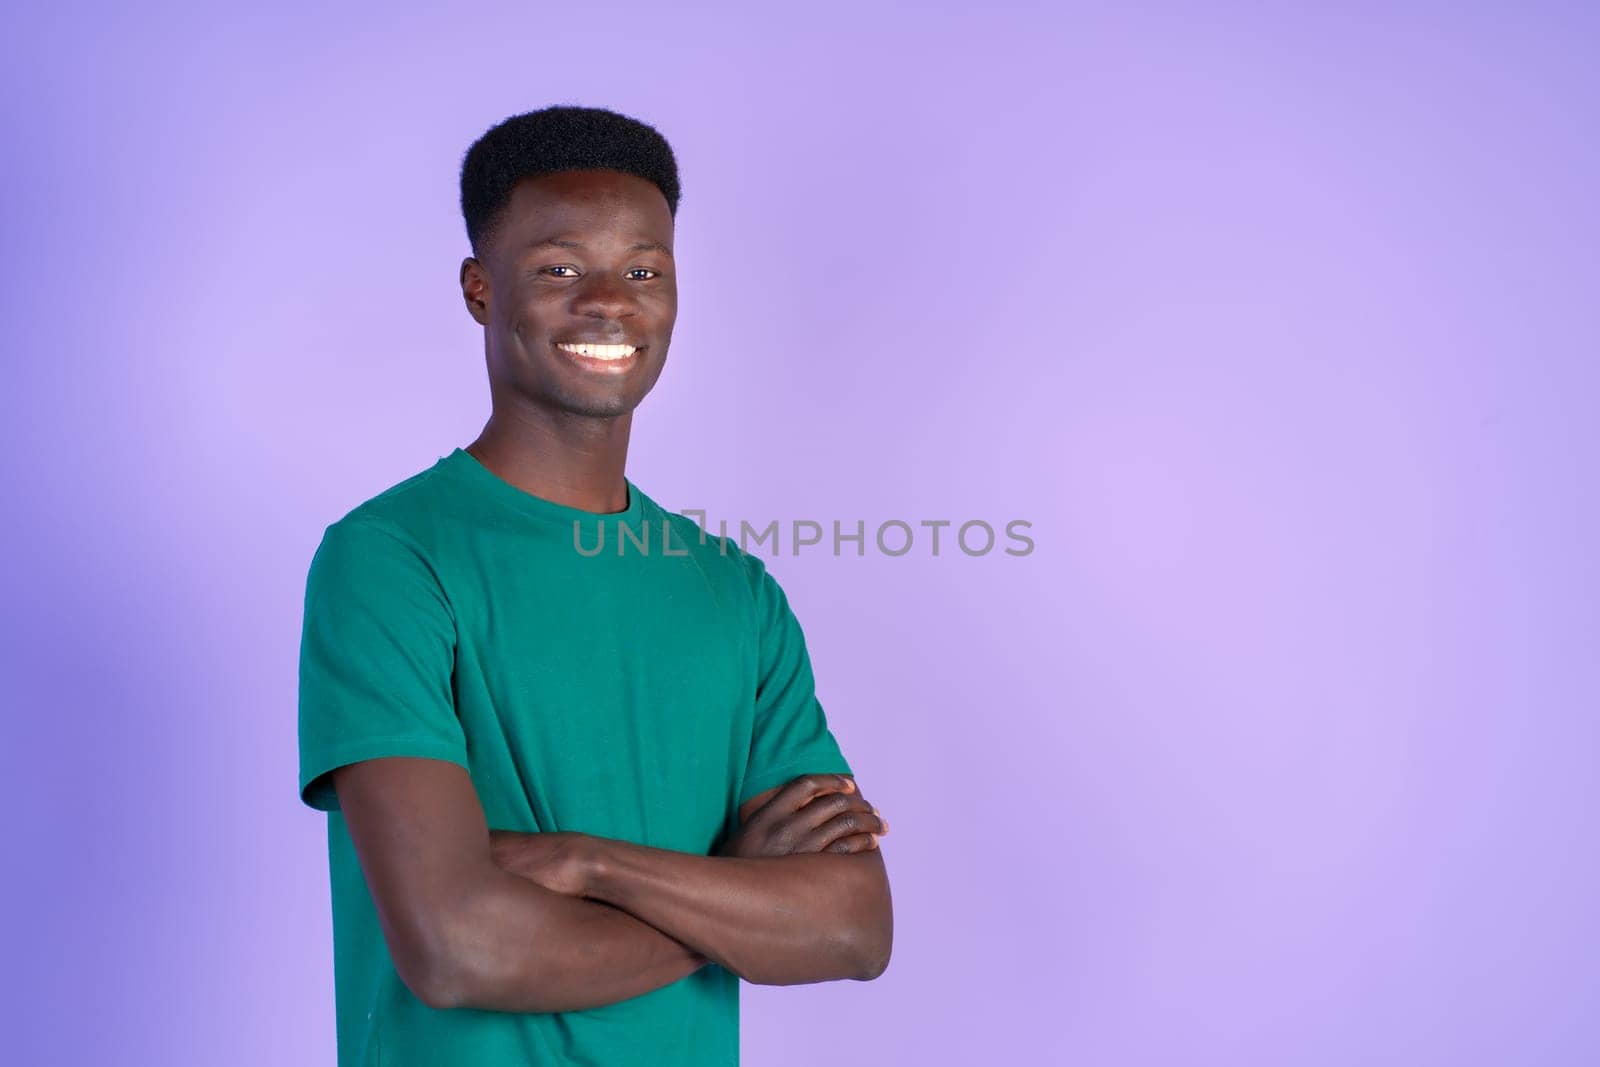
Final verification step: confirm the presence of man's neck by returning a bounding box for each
[466,403,634,514]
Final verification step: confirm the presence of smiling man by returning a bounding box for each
[295,106,893,1065]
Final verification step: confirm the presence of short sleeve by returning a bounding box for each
[737,554,853,808]
[297,517,469,812]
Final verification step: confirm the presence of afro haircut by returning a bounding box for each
[459,105,682,258]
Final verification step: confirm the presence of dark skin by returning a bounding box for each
[332,168,893,1013]
[459,168,675,511]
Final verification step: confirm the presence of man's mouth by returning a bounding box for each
[550,342,643,379]
[556,342,636,363]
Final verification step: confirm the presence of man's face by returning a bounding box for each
[462,169,677,419]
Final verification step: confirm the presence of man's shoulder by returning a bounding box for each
[637,493,771,582]
[314,453,461,557]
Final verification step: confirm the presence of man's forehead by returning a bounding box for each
[507,174,669,229]
[522,234,673,255]
[511,170,665,210]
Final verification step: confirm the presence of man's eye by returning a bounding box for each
[541,267,657,280]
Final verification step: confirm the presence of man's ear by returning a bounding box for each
[460,257,490,325]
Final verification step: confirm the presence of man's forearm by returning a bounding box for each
[433,865,708,1013]
[578,840,892,986]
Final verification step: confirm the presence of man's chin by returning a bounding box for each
[501,365,660,421]
[541,388,646,421]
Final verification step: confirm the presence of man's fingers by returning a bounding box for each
[825,832,879,854]
[749,773,855,824]
[807,808,888,850]
[789,789,877,834]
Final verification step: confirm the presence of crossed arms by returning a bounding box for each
[332,757,894,1013]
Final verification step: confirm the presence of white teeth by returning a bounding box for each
[556,342,637,360]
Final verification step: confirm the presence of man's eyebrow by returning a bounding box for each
[526,237,673,255]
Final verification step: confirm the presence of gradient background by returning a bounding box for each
[5,3,1597,1064]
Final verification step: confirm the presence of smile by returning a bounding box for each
[555,342,638,361]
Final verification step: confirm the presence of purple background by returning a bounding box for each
[6,4,1597,1064]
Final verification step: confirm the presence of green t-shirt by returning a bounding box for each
[297,447,853,1066]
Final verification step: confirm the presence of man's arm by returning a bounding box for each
[489,773,894,987]
[576,775,894,986]
[333,755,707,1013]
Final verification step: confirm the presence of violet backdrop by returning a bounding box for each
[4,3,1596,1064]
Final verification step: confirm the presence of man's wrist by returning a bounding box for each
[579,836,664,907]
[577,833,619,901]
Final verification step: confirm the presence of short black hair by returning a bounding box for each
[459,105,682,258]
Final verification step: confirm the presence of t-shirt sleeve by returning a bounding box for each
[737,554,854,809]
[297,517,469,812]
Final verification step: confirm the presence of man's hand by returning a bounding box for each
[489,774,892,890]
[717,774,889,859]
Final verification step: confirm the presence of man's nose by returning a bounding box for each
[572,272,637,317]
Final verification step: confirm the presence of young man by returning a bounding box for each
[296,105,893,1065]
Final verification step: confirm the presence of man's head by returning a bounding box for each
[458,106,681,420]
